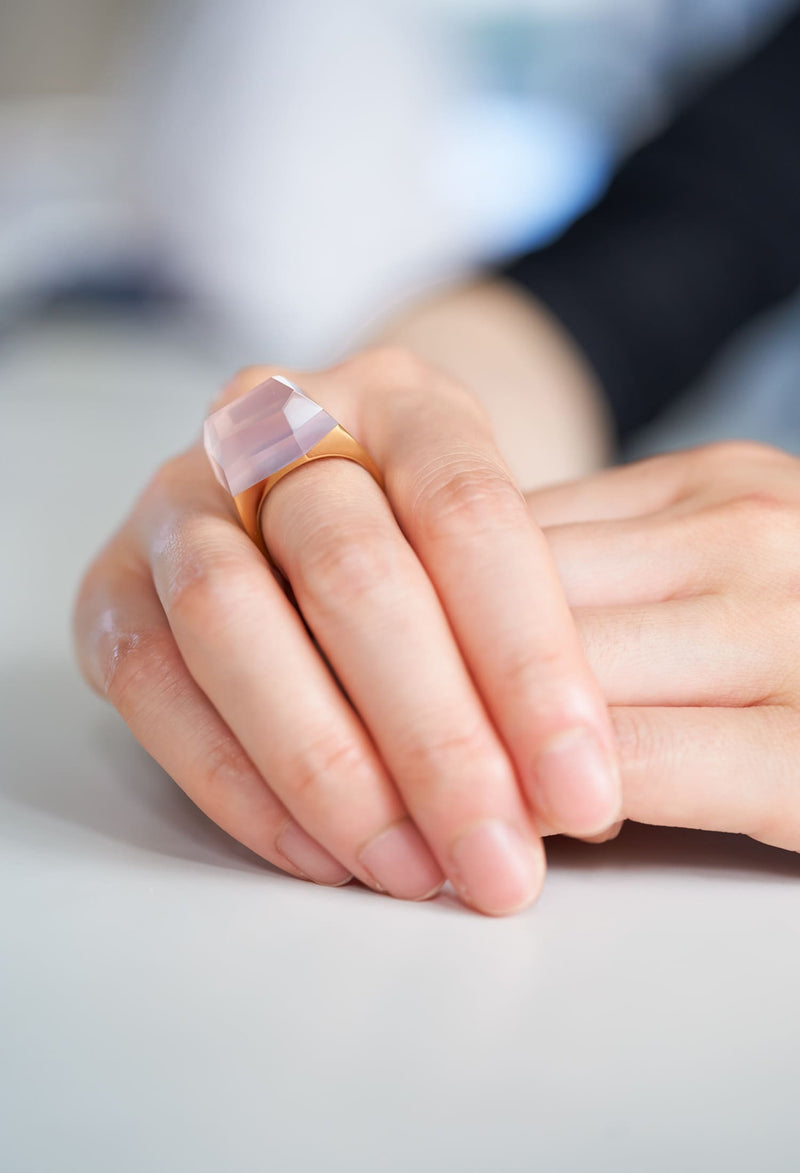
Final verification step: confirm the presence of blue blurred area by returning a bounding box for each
[433,0,795,258]
[433,93,612,257]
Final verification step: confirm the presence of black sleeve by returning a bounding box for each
[498,10,800,439]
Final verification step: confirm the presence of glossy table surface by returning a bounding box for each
[3,313,800,1172]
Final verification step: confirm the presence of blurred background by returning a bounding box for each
[1,0,800,494]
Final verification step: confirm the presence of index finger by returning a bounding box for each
[353,349,622,838]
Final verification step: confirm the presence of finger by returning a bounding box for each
[261,456,545,916]
[526,440,797,530]
[611,704,800,852]
[546,485,799,610]
[544,510,728,608]
[575,595,787,708]
[346,350,621,839]
[73,543,352,885]
[526,451,692,527]
[137,446,445,903]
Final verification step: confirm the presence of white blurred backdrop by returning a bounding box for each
[0,0,794,365]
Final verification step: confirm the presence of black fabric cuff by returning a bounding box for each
[497,11,800,440]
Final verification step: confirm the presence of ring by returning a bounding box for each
[203,375,384,560]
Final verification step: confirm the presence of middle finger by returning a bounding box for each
[262,456,545,916]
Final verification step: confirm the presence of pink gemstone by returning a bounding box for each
[203,376,338,497]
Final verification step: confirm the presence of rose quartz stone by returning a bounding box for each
[203,376,338,497]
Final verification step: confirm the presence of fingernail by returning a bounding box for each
[449,819,544,916]
[276,820,353,887]
[583,819,625,845]
[358,819,444,901]
[534,728,621,838]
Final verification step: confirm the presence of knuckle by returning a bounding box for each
[153,514,250,632]
[166,556,248,634]
[347,344,430,390]
[73,543,147,697]
[201,736,261,805]
[340,346,486,422]
[295,524,401,608]
[507,643,570,685]
[500,647,579,722]
[714,492,795,557]
[288,734,371,806]
[104,626,178,717]
[725,489,789,519]
[401,722,510,795]
[610,707,666,778]
[350,345,490,440]
[499,650,542,700]
[412,461,525,542]
[695,439,782,470]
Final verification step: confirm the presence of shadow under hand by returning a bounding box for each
[546,820,800,882]
[4,657,799,886]
[1,657,268,874]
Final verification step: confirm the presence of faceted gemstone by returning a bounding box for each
[203,376,338,496]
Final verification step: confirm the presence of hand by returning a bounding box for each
[529,440,800,850]
[73,348,620,915]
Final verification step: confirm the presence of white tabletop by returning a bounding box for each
[3,312,800,1173]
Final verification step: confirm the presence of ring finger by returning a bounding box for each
[137,447,446,903]
[574,595,787,707]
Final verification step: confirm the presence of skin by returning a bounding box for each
[75,281,800,912]
[74,340,622,917]
[532,439,800,851]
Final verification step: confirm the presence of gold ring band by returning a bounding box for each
[203,374,384,563]
[235,424,384,559]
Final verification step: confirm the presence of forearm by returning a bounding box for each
[370,279,615,490]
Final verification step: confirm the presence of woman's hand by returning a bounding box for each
[73,348,620,915]
[530,440,800,850]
